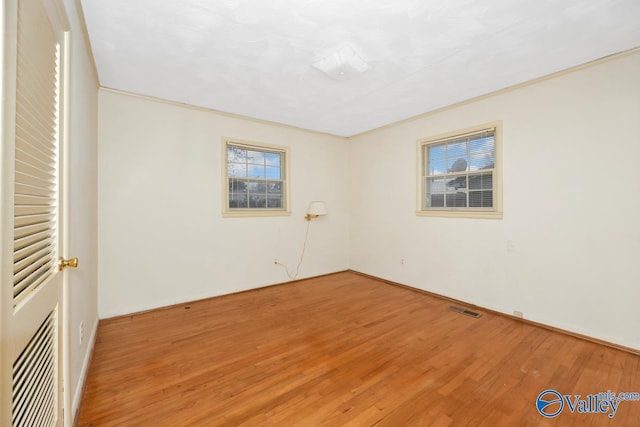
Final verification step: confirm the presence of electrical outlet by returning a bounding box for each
[79,321,84,345]
[400,258,405,265]
[507,240,516,253]
[513,310,523,319]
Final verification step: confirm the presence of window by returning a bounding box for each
[223,139,290,217]
[417,122,502,219]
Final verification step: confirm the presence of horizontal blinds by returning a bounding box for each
[13,0,60,303]
[423,127,496,210]
[227,142,285,154]
[426,128,495,146]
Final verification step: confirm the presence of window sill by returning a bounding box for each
[223,209,291,218]
[416,210,503,220]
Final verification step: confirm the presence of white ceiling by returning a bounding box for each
[81,0,640,137]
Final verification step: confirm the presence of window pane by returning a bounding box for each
[229,178,248,208]
[267,181,282,193]
[248,179,267,209]
[428,144,446,161]
[228,162,247,178]
[469,190,493,208]
[428,193,444,208]
[247,150,265,165]
[469,136,494,153]
[446,191,467,208]
[427,177,445,208]
[248,164,266,179]
[428,159,447,175]
[484,191,493,207]
[265,152,281,167]
[265,166,281,179]
[448,157,468,172]
[249,196,266,208]
[468,173,493,190]
[446,176,467,191]
[227,146,246,163]
[427,177,445,194]
[447,141,467,159]
[470,153,494,171]
[266,180,283,208]
[246,180,266,194]
[469,191,482,207]
[229,179,247,194]
[266,194,283,208]
[229,194,248,208]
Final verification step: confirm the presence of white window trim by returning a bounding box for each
[416,121,503,219]
[222,138,291,218]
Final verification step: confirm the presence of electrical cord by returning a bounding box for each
[275,220,311,280]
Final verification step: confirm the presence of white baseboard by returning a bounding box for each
[72,316,99,423]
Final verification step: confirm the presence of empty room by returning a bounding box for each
[1,0,639,426]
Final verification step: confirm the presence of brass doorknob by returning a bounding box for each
[59,257,79,271]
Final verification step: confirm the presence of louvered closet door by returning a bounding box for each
[1,0,67,426]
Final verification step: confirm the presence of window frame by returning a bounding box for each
[416,121,503,219]
[222,138,291,218]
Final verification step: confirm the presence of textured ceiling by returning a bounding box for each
[81,0,640,137]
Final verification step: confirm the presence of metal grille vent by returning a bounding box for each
[448,305,482,318]
[12,310,57,427]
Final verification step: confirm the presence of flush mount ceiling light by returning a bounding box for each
[311,44,371,81]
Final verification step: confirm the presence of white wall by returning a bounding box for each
[97,51,639,351]
[98,90,350,318]
[349,51,640,350]
[61,0,99,419]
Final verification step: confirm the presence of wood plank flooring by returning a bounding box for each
[76,272,640,426]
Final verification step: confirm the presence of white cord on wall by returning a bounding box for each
[274,220,311,281]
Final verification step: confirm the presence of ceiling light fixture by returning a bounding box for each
[312,45,371,81]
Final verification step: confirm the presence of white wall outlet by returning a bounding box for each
[507,240,516,253]
[79,321,84,345]
[400,258,405,265]
[513,310,523,318]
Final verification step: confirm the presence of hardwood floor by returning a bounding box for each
[76,272,639,426]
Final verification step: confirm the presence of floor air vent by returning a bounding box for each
[448,305,481,318]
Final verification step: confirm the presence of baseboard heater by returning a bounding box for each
[448,305,481,318]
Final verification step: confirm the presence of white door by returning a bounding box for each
[1,0,71,426]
